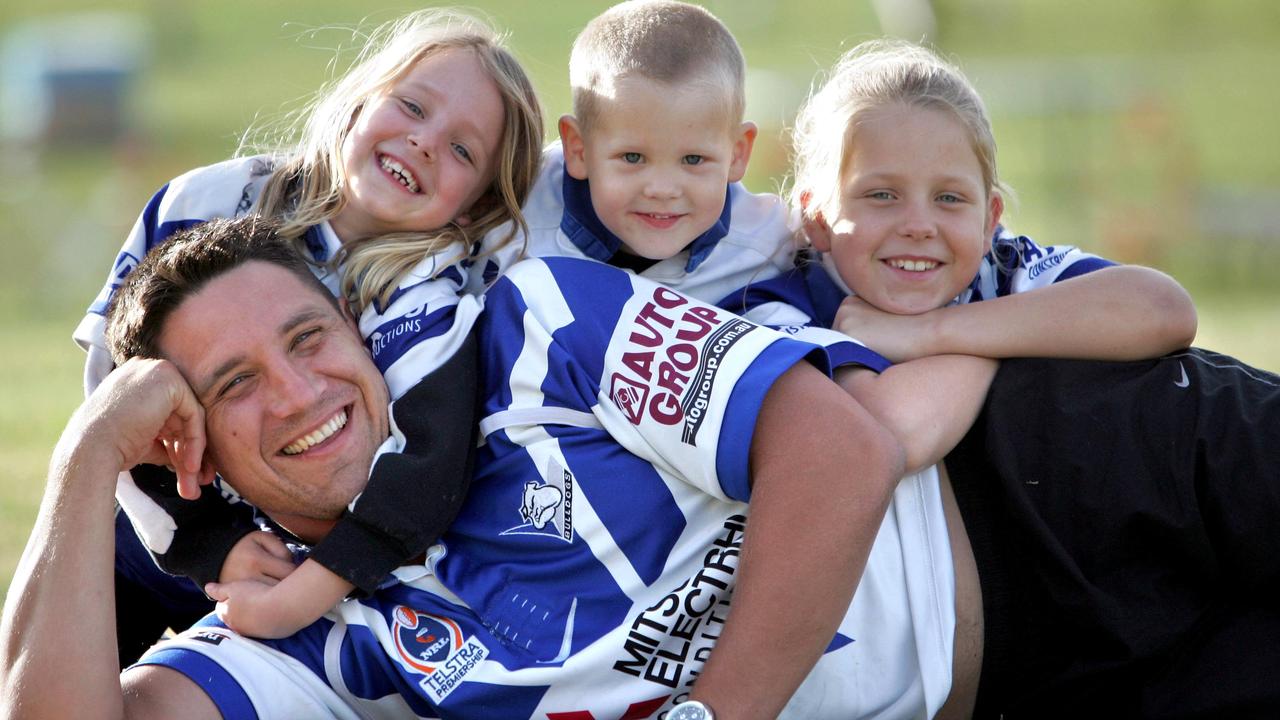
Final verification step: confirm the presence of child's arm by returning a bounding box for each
[205,559,353,639]
[837,355,998,474]
[305,329,478,595]
[218,530,297,586]
[305,249,482,596]
[834,265,1197,363]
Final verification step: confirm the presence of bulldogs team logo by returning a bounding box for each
[502,458,575,542]
[391,606,489,702]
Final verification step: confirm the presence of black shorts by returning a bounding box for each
[946,349,1280,719]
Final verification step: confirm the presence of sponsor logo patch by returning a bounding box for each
[612,515,745,689]
[609,287,756,447]
[1026,251,1067,280]
[391,606,489,703]
[188,629,230,646]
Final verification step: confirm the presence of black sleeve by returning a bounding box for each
[308,329,479,595]
[127,463,259,587]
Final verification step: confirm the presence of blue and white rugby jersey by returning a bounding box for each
[465,144,814,324]
[467,143,869,364]
[72,155,480,571]
[139,257,955,719]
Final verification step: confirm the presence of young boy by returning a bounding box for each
[471,1,815,331]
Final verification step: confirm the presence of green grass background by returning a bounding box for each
[2,0,1278,599]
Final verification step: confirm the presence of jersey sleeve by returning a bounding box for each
[481,256,842,503]
[959,226,1118,303]
[308,330,478,595]
[126,465,260,586]
[360,249,483,401]
[721,263,891,374]
[307,250,481,594]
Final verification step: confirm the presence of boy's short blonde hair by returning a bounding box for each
[569,0,745,130]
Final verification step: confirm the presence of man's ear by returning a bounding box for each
[559,115,590,180]
[984,191,1004,254]
[727,121,758,183]
[339,297,360,333]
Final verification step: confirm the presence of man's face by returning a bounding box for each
[561,75,755,261]
[157,261,390,541]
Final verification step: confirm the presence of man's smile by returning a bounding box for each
[281,406,351,456]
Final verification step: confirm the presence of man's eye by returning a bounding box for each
[218,374,249,398]
[622,152,643,164]
[292,328,321,350]
[682,155,704,166]
[937,193,963,204]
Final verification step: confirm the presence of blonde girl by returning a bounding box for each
[792,38,1196,363]
[76,8,543,651]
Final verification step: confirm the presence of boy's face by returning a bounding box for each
[560,76,756,261]
[812,104,1002,315]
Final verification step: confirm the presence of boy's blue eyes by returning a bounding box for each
[617,153,706,165]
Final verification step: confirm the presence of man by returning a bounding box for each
[2,218,928,719]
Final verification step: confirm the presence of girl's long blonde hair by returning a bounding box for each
[245,8,543,311]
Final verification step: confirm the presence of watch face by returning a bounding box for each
[669,702,711,720]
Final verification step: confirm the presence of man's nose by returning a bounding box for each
[267,363,324,418]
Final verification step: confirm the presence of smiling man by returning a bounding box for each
[0,217,921,719]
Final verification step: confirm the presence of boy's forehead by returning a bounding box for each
[585,73,738,136]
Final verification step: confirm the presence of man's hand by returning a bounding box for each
[69,357,212,499]
[219,531,297,586]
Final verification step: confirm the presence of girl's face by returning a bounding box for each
[812,103,1002,315]
[332,48,505,242]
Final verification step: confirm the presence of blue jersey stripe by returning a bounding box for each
[138,647,259,719]
[716,338,820,501]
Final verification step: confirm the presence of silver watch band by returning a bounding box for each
[668,700,716,720]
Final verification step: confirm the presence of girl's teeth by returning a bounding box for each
[889,259,938,272]
[379,156,420,193]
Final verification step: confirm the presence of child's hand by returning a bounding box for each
[219,531,296,585]
[207,558,355,640]
[835,296,935,363]
[204,578,303,639]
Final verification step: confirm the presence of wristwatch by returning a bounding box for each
[668,700,716,720]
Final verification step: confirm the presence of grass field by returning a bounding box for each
[2,0,1278,598]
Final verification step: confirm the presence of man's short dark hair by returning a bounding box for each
[105,215,339,365]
